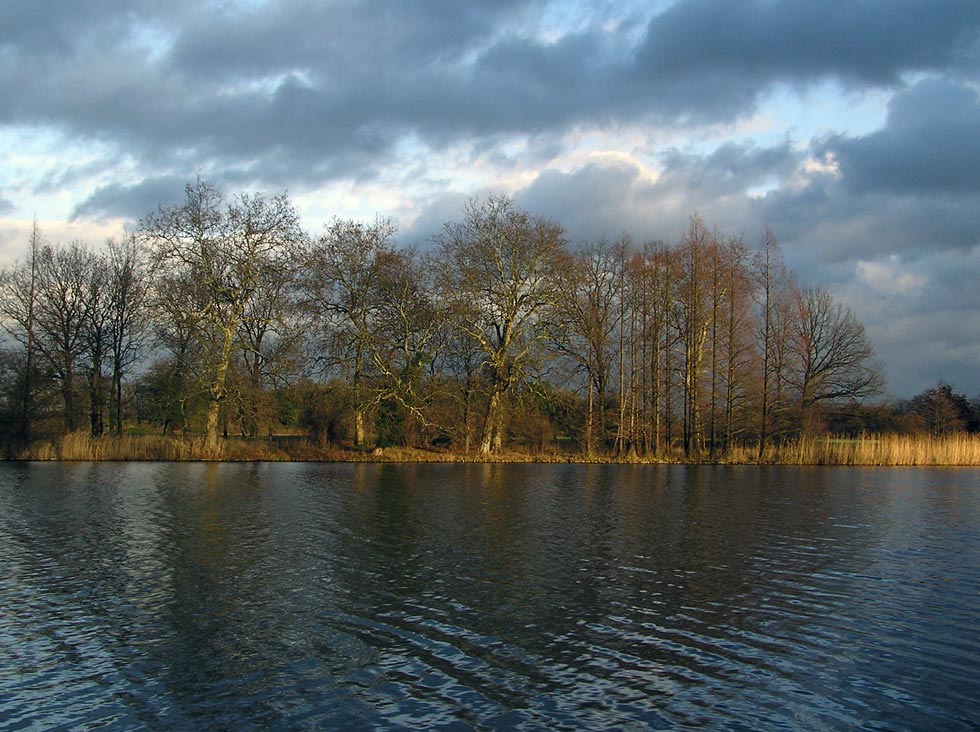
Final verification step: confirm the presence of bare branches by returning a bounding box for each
[0,185,888,456]
[789,286,884,431]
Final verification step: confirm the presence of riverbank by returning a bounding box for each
[7,431,980,466]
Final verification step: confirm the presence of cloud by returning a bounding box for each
[820,79,980,196]
[838,245,980,397]
[4,1,980,396]
[400,190,480,246]
[754,79,980,265]
[4,0,978,193]
[514,139,797,242]
[71,176,194,222]
[635,0,980,86]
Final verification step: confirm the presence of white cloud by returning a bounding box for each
[856,256,926,296]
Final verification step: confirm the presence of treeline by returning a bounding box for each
[0,179,967,459]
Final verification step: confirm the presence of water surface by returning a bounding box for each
[1,463,978,730]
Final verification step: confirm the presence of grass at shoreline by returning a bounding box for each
[8,431,980,466]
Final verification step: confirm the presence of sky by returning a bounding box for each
[1,0,979,398]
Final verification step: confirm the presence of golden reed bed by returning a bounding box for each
[12,432,980,466]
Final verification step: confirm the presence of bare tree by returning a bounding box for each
[141,179,303,452]
[788,286,883,433]
[909,382,970,435]
[0,222,43,440]
[436,195,569,454]
[720,235,754,451]
[367,248,442,446]
[106,236,150,435]
[82,251,113,436]
[552,238,622,455]
[149,268,209,434]
[614,238,637,456]
[752,228,796,458]
[674,214,715,458]
[234,231,306,437]
[634,241,677,456]
[301,218,395,448]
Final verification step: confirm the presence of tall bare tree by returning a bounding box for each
[552,238,622,455]
[436,195,569,454]
[106,236,149,435]
[674,214,715,458]
[301,218,396,448]
[720,235,754,450]
[82,251,113,436]
[149,268,209,434]
[0,222,43,439]
[141,179,303,452]
[752,228,796,458]
[366,248,442,446]
[234,230,306,437]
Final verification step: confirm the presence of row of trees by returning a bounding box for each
[0,180,892,457]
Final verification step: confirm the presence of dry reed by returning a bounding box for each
[55,432,210,461]
[10,431,980,466]
[743,433,980,466]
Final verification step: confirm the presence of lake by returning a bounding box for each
[1,462,978,730]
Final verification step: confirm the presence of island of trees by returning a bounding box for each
[2,179,978,464]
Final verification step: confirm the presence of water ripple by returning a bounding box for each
[1,463,978,730]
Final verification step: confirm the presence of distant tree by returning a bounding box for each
[787,286,883,433]
[435,195,569,454]
[908,382,971,435]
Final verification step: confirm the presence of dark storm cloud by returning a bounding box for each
[657,141,797,196]
[170,0,531,76]
[516,157,654,241]
[755,79,980,260]
[820,80,980,196]
[0,197,13,216]
[4,0,979,191]
[71,176,192,222]
[635,0,980,85]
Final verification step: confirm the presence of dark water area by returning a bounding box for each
[1,463,978,731]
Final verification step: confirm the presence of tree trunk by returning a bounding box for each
[480,384,504,455]
[63,370,76,433]
[585,369,594,456]
[204,324,235,453]
[354,408,366,448]
[89,367,104,437]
